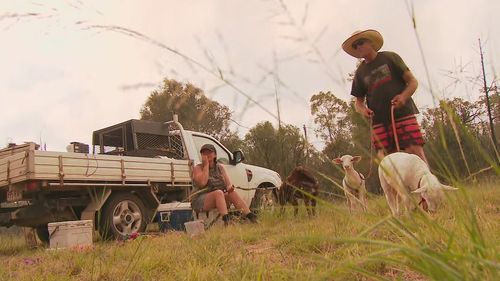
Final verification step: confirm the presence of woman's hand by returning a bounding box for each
[201,154,210,167]
[193,156,210,187]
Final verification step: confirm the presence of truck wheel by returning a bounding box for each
[99,193,148,240]
[36,225,49,244]
[250,187,278,212]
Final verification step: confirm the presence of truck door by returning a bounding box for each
[191,136,251,204]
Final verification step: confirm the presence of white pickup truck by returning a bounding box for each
[0,117,281,241]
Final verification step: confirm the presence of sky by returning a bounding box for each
[1,0,498,151]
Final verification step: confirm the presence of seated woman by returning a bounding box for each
[191,144,257,225]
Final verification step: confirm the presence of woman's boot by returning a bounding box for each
[222,214,231,226]
[245,212,258,223]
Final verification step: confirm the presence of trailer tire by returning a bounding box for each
[99,193,148,240]
[36,225,49,245]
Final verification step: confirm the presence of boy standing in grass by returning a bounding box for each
[342,29,428,164]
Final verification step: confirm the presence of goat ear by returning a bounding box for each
[412,186,426,193]
[332,158,342,164]
[353,156,362,162]
[441,184,459,191]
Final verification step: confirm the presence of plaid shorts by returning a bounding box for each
[372,115,425,152]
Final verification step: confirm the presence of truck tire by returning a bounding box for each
[99,193,148,240]
[36,225,49,244]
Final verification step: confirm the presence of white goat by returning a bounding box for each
[333,155,368,211]
[378,152,458,216]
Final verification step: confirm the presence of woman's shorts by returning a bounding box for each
[191,193,207,213]
[372,115,425,152]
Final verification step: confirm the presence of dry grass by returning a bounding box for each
[0,181,498,281]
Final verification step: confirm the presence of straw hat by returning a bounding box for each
[342,29,384,58]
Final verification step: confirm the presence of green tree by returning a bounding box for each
[140,79,233,141]
[220,131,245,153]
[243,121,306,178]
[421,97,494,180]
[310,91,352,144]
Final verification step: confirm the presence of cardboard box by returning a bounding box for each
[48,220,93,249]
[156,202,193,231]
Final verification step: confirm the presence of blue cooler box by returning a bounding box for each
[156,202,193,231]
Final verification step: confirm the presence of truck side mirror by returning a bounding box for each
[231,150,245,165]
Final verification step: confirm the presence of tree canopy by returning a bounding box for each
[421,97,498,179]
[310,91,352,144]
[243,121,306,178]
[140,79,232,141]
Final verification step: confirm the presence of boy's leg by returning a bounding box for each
[404,144,429,165]
[376,149,386,161]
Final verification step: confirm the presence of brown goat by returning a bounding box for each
[279,166,319,216]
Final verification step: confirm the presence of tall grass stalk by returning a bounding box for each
[335,185,499,281]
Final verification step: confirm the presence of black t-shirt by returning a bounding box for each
[351,51,419,124]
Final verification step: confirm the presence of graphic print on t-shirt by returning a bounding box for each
[364,64,392,93]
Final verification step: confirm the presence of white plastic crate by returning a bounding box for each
[48,220,93,249]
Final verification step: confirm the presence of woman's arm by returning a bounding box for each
[192,161,209,187]
[218,164,234,191]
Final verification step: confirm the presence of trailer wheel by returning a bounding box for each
[99,193,148,240]
[35,225,49,244]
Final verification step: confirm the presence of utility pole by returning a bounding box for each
[303,125,308,166]
[273,51,282,130]
[274,77,281,130]
[479,38,498,150]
